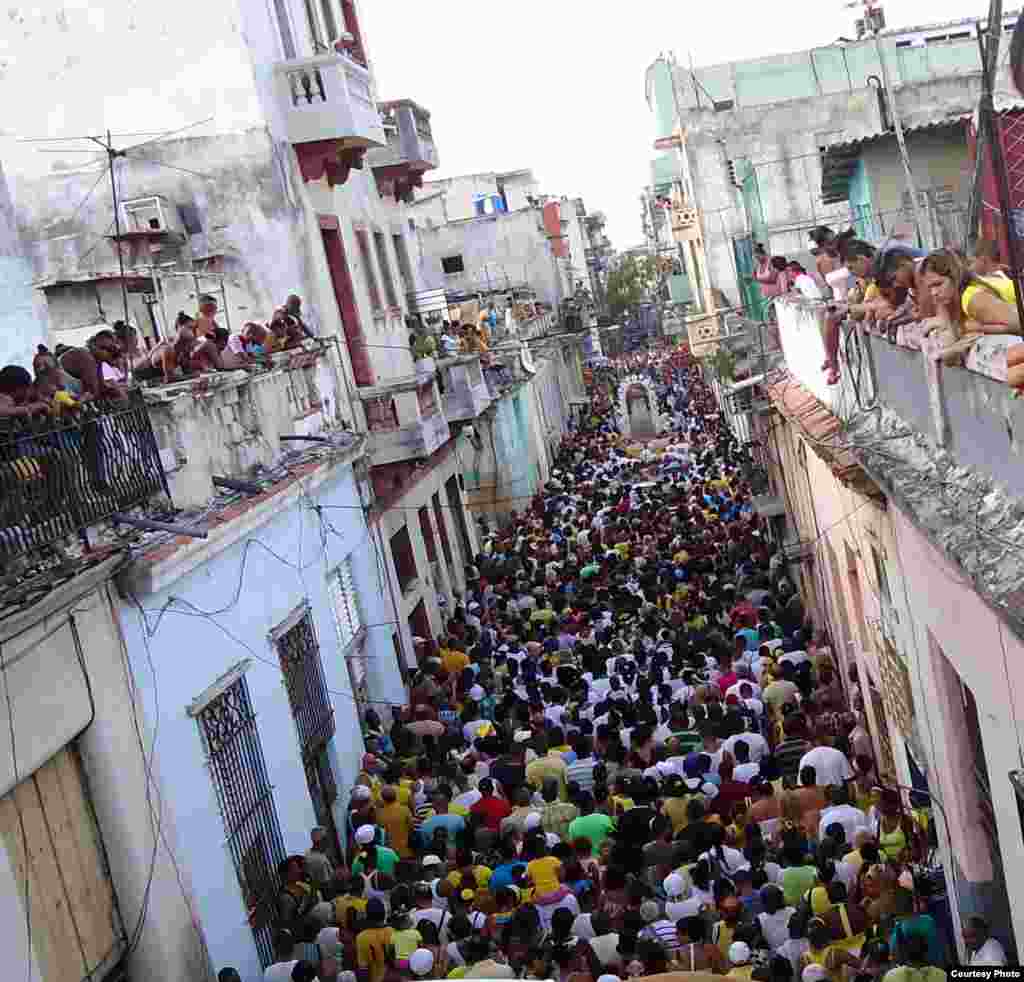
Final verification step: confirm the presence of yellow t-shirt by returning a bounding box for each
[527,856,562,895]
[442,649,470,676]
[962,275,1017,317]
[357,926,394,982]
[333,894,367,926]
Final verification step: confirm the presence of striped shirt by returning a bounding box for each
[565,757,597,794]
[643,919,680,951]
[774,738,812,781]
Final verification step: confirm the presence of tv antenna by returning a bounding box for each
[18,118,215,327]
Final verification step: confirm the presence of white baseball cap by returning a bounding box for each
[729,941,751,965]
[663,873,686,898]
[355,824,376,845]
[524,812,542,830]
[351,785,372,801]
[803,968,828,982]
[409,949,434,976]
[421,854,443,867]
[469,684,485,701]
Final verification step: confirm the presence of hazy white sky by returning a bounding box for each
[361,0,992,249]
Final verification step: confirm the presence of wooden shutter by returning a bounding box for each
[0,747,125,982]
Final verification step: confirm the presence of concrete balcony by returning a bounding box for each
[357,376,450,466]
[145,343,347,509]
[274,53,385,184]
[775,293,1024,515]
[369,100,440,197]
[438,354,492,420]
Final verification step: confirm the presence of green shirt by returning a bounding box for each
[580,564,600,580]
[352,845,399,876]
[781,865,818,907]
[567,812,615,856]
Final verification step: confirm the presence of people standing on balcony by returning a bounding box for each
[195,293,221,338]
[56,330,130,399]
[0,365,51,418]
[286,294,317,340]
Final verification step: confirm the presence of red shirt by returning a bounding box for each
[470,794,512,831]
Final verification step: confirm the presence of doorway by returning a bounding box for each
[319,216,374,386]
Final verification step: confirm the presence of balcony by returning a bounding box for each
[274,53,386,185]
[144,342,346,509]
[438,355,491,421]
[368,99,439,201]
[774,295,1024,613]
[357,376,450,466]
[0,394,167,562]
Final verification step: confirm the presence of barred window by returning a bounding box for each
[192,667,286,968]
[328,558,363,649]
[274,607,336,756]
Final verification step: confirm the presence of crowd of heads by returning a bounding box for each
[249,349,978,982]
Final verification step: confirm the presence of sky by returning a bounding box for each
[360,0,993,250]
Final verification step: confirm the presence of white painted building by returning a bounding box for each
[0,4,586,982]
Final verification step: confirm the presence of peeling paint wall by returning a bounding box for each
[676,63,1011,304]
[415,209,564,305]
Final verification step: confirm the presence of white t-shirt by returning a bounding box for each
[572,912,596,940]
[734,762,761,783]
[724,731,769,762]
[666,896,706,921]
[799,746,854,787]
[264,962,298,981]
[969,938,1007,966]
[758,907,796,951]
[818,803,867,848]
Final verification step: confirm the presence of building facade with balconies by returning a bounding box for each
[747,295,1024,959]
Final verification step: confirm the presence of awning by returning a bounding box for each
[767,376,883,499]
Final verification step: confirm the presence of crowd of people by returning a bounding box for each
[749,226,1024,390]
[249,349,1006,982]
[0,293,315,419]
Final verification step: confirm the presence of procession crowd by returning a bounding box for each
[255,349,1007,982]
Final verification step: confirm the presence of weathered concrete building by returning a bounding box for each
[645,11,1022,308]
[734,293,1024,960]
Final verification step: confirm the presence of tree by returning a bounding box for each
[606,254,659,320]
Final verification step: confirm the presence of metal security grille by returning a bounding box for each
[196,675,285,967]
[0,392,168,561]
[328,559,363,649]
[275,610,336,756]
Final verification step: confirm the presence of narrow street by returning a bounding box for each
[2,1,1024,979]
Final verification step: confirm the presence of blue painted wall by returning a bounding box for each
[116,460,401,979]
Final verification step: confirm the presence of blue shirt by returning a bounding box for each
[489,861,527,892]
[418,813,466,845]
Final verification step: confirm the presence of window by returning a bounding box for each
[274,607,336,757]
[441,254,465,275]
[419,506,438,563]
[373,231,399,308]
[390,525,418,593]
[194,670,286,967]
[417,382,438,416]
[272,0,296,58]
[871,545,892,604]
[432,491,454,565]
[393,233,414,291]
[328,558,363,649]
[302,0,327,51]
[364,396,398,431]
[354,227,383,311]
[445,474,472,563]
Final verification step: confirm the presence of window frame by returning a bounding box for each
[373,229,399,309]
[441,254,465,275]
[354,226,384,313]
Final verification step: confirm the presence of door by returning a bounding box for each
[320,217,375,386]
[733,235,761,320]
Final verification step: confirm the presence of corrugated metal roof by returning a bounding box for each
[823,116,969,153]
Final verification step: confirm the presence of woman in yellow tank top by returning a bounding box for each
[921,249,1021,337]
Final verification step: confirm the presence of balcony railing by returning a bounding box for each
[369,99,439,172]
[274,53,385,149]
[0,394,167,560]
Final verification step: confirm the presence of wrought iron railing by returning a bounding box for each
[0,393,168,561]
